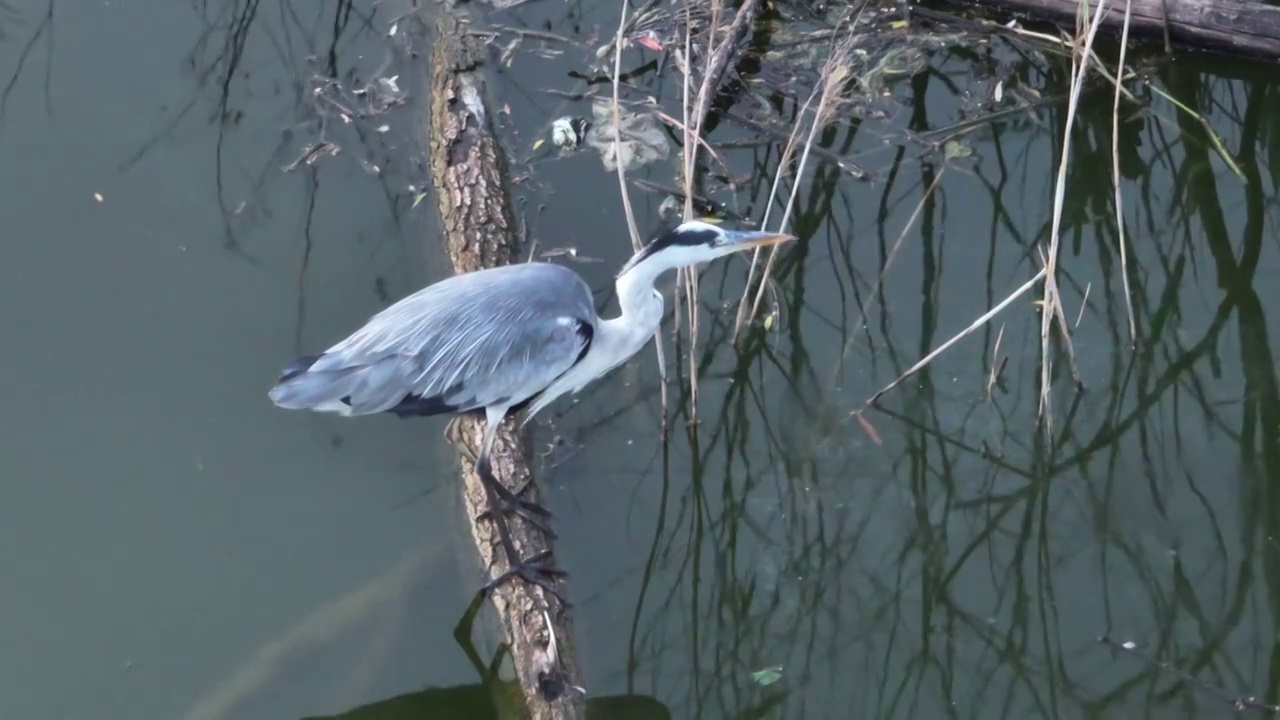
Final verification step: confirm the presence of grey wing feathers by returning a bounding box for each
[269,263,596,416]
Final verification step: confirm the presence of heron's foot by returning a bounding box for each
[475,464,556,537]
[491,477,550,517]
[484,549,570,607]
[476,493,558,539]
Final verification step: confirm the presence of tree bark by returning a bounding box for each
[419,5,585,719]
[956,0,1280,60]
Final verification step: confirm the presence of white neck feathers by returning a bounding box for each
[522,258,666,419]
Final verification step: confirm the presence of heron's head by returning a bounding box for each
[619,220,795,278]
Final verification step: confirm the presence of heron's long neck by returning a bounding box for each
[522,262,670,419]
[595,262,667,365]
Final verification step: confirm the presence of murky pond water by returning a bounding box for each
[1,0,1278,718]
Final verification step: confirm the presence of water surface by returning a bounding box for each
[1,1,1277,718]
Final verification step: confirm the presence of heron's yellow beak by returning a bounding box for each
[721,229,796,249]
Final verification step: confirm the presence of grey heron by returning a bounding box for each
[268,220,794,597]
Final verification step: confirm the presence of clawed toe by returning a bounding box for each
[477,501,558,538]
[484,550,570,606]
[476,468,556,537]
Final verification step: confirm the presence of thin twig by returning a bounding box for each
[986,324,1006,401]
[466,26,574,44]
[744,59,849,327]
[861,268,1047,409]
[1039,0,1109,430]
[732,13,857,340]
[652,109,732,176]
[610,0,669,426]
[729,83,822,341]
[1074,281,1091,328]
[689,0,760,129]
[722,109,868,179]
[1141,81,1245,179]
[681,0,727,418]
[1112,0,1137,344]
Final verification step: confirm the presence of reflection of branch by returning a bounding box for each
[120,0,262,173]
[862,267,1046,409]
[0,0,54,132]
[583,22,1280,717]
[1099,636,1280,713]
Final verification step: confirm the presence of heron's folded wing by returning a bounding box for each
[313,264,596,415]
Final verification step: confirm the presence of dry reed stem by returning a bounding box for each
[610,0,670,424]
[680,1,697,224]
[1037,245,1084,387]
[1038,0,1110,430]
[733,17,857,340]
[1010,19,1241,181]
[666,1,712,419]
[652,110,732,175]
[745,62,849,326]
[730,80,822,340]
[611,12,641,252]
[987,323,1007,401]
[1112,0,1137,344]
[1141,82,1244,179]
[675,0,759,415]
[1074,281,1091,328]
[860,268,1048,410]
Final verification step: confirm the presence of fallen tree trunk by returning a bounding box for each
[952,0,1280,60]
[418,5,585,719]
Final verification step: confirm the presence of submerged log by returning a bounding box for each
[957,0,1280,60]
[419,5,585,719]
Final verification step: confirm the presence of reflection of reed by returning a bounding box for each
[0,0,54,130]
[607,38,1280,720]
[152,0,1280,716]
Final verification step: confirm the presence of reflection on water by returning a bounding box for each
[0,0,1278,718]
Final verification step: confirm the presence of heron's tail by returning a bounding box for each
[269,354,420,416]
[268,354,361,415]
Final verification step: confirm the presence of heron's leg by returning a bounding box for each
[450,414,545,505]
[474,450,556,537]
[473,411,554,518]
[450,414,549,524]
[477,465,569,605]
[471,426,570,606]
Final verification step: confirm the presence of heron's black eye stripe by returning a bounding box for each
[617,225,722,276]
[648,227,719,251]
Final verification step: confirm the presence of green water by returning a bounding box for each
[0,1,1277,718]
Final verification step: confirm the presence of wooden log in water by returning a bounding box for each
[420,6,585,720]
[955,0,1280,60]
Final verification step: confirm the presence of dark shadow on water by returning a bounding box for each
[303,591,673,720]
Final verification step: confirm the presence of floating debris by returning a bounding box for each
[376,75,400,95]
[550,116,590,150]
[658,194,682,222]
[283,141,341,172]
[751,666,783,687]
[583,99,670,172]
